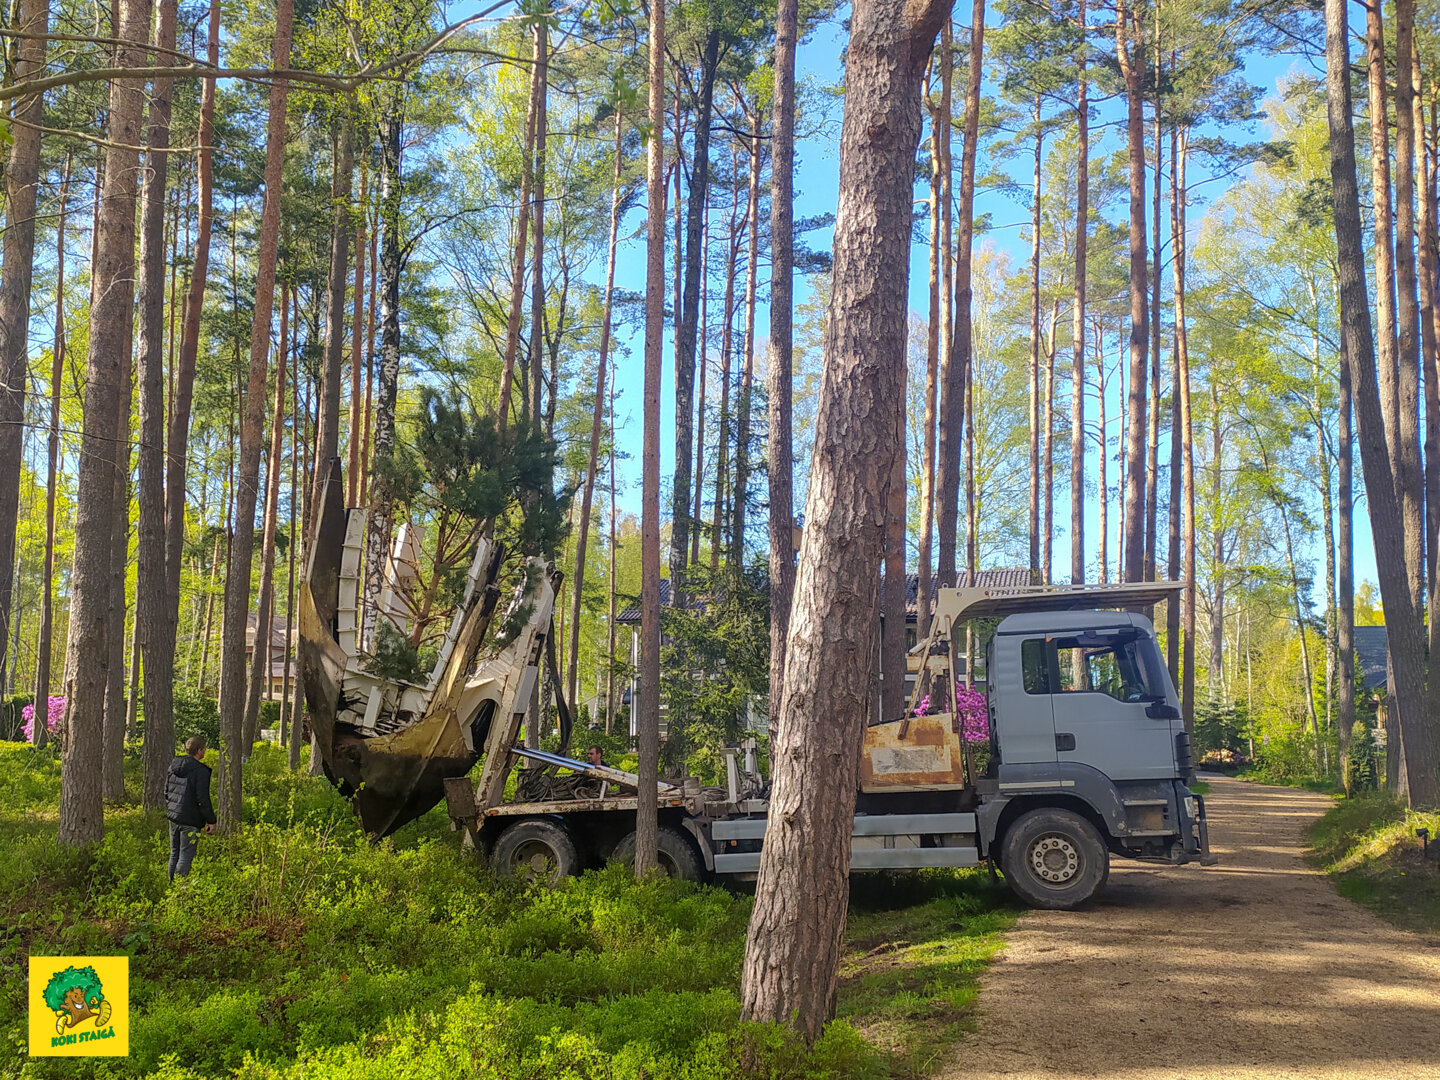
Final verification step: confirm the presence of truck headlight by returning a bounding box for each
[1184,796,1197,820]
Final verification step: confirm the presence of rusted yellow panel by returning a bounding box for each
[861,713,967,790]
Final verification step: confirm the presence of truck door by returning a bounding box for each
[990,635,1059,766]
[1048,630,1176,780]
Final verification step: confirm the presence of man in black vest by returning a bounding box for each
[165,736,216,880]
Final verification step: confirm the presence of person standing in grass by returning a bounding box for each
[165,736,216,880]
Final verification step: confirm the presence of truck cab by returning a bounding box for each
[974,607,1211,907]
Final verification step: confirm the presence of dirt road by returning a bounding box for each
[949,775,1440,1079]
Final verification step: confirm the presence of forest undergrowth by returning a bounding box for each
[1,741,1015,1079]
[1309,792,1440,936]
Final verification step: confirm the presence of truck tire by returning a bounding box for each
[609,827,704,882]
[1000,808,1109,910]
[492,819,580,885]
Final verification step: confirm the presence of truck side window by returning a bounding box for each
[1051,634,1154,702]
[1021,639,1050,694]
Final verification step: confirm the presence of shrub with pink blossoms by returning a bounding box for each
[911,683,990,742]
[21,696,64,741]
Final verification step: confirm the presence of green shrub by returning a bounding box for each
[172,685,220,752]
[1,693,32,741]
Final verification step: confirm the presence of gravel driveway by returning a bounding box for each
[947,775,1440,1079]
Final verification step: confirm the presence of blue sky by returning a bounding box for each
[482,0,1380,599]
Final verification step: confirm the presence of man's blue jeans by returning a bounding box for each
[168,822,199,880]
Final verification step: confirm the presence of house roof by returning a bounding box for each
[616,579,671,625]
[1354,624,1388,693]
[615,569,1037,627]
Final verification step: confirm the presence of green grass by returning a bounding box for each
[1,741,1014,1079]
[1187,780,1210,795]
[1308,791,1440,935]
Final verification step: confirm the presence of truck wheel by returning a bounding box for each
[609,828,703,882]
[1000,808,1109,910]
[492,819,580,885]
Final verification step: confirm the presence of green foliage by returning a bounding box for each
[1346,720,1380,794]
[1193,696,1246,758]
[0,741,1011,1079]
[41,966,104,1012]
[172,686,221,752]
[660,563,771,777]
[368,621,435,685]
[1,694,30,741]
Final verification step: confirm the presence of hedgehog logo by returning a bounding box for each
[44,965,111,1034]
[28,955,128,1057]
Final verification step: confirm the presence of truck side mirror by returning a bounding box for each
[1146,701,1180,720]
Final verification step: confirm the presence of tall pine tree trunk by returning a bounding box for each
[217,0,293,828]
[956,1,985,584]
[731,129,761,563]
[348,163,367,503]
[918,109,941,630]
[364,103,404,649]
[671,30,721,601]
[136,0,180,787]
[741,0,950,1036]
[0,0,48,693]
[567,110,624,709]
[1394,0,1425,611]
[60,0,151,846]
[636,0,667,876]
[1117,0,1148,583]
[1027,100,1042,577]
[151,0,220,809]
[770,0,799,736]
[935,19,958,588]
[34,158,69,748]
[1070,0,1087,585]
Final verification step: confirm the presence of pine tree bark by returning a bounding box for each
[1028,100,1042,578]
[0,0,49,693]
[364,103,404,649]
[955,1,984,582]
[243,284,292,748]
[151,0,219,809]
[1394,0,1425,610]
[637,0,667,877]
[1324,0,1438,806]
[935,18,958,588]
[741,0,950,1038]
[567,110,623,709]
[59,0,151,846]
[34,158,69,749]
[918,109,941,630]
[1116,0,1148,583]
[1366,1,1401,468]
[102,296,134,802]
[770,0,799,739]
[348,163,367,504]
[731,127,761,562]
[1070,0,1087,586]
[136,0,179,788]
[671,29,721,602]
[1337,334,1355,781]
[217,0,293,828]
[309,122,354,543]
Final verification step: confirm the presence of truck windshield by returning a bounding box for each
[1052,632,1163,703]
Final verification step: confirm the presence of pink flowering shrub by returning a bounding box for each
[21,696,64,741]
[912,684,989,742]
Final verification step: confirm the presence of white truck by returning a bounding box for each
[300,466,1213,909]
